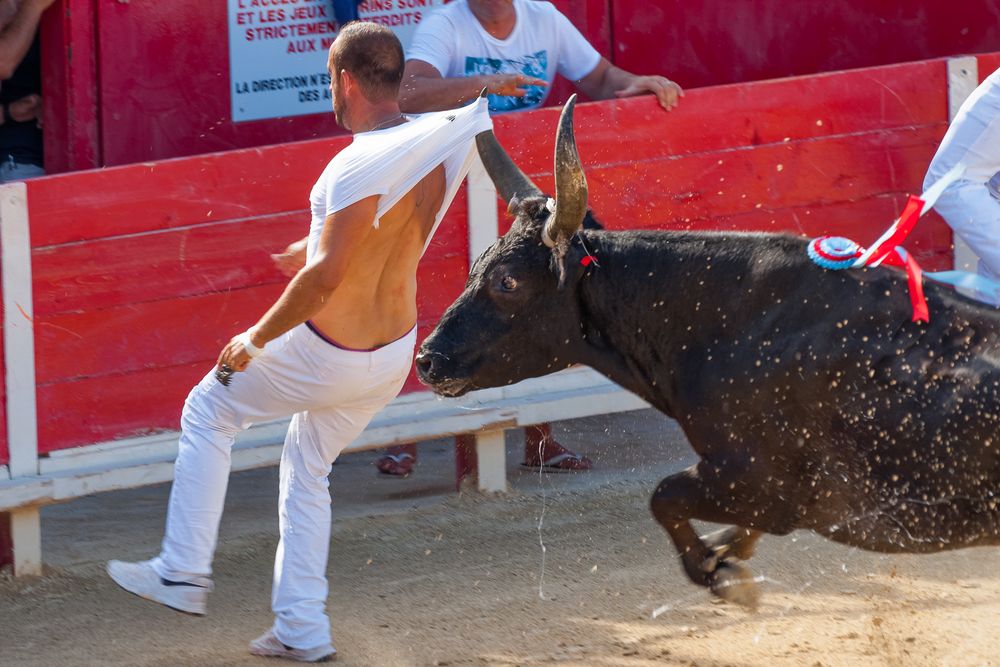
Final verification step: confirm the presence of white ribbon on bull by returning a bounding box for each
[853,162,966,268]
[809,161,1000,314]
[475,95,589,248]
[541,198,558,248]
[857,161,1000,303]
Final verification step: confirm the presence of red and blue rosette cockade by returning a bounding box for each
[806,236,863,270]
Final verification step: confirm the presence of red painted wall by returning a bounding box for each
[27,136,468,451]
[495,59,953,268]
[0,513,10,569]
[980,54,1000,83]
[0,265,5,466]
[39,1,1000,174]
[614,0,1000,89]
[24,58,956,453]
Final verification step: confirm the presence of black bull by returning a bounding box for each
[416,97,1000,607]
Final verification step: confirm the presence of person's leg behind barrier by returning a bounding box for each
[376,442,418,476]
[977,260,1000,307]
[0,158,43,183]
[522,423,593,472]
[934,182,1000,286]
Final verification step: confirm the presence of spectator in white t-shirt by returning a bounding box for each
[399,0,683,113]
[375,0,682,478]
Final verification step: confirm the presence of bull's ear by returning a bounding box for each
[582,209,604,230]
[552,236,594,290]
[506,196,519,216]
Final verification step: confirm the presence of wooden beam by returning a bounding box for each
[466,152,500,261]
[946,57,979,278]
[41,0,101,173]
[9,507,41,576]
[1,183,38,480]
[474,430,507,494]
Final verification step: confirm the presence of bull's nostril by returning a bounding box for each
[415,352,434,377]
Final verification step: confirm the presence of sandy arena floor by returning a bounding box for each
[2,409,999,666]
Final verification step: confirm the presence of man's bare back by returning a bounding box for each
[310,162,446,349]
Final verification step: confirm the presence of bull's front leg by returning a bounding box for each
[649,464,762,608]
[701,525,763,562]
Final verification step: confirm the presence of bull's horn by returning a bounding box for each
[475,130,542,206]
[544,94,588,246]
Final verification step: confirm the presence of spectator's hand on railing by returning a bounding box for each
[615,75,684,111]
[271,237,308,277]
[482,73,548,98]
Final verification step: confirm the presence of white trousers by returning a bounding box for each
[151,323,415,650]
[924,68,1000,303]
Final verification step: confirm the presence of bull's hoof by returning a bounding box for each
[710,562,760,610]
[701,526,759,561]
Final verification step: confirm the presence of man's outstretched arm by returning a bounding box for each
[217,196,378,372]
[399,59,547,113]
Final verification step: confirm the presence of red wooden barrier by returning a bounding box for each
[40,0,998,174]
[494,59,952,269]
[24,57,956,454]
[0,274,5,467]
[613,0,1000,90]
[26,137,470,452]
[0,513,10,569]
[980,54,1000,82]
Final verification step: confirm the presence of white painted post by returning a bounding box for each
[10,507,41,576]
[466,152,499,259]
[474,429,507,493]
[1,181,42,575]
[946,57,979,276]
[465,154,508,492]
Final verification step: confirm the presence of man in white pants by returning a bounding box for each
[924,66,1000,305]
[107,22,491,663]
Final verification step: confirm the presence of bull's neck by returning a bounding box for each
[571,230,758,415]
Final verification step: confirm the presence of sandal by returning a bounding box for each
[521,450,593,473]
[375,452,415,477]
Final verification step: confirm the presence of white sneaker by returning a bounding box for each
[106,559,210,616]
[249,628,336,663]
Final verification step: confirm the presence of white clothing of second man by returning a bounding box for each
[925,67,1000,304]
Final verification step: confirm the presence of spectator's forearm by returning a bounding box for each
[0,1,46,80]
[399,75,488,113]
[595,65,636,99]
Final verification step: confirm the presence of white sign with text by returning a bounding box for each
[228,0,446,122]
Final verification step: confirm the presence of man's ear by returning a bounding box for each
[339,69,356,95]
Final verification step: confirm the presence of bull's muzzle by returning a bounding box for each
[414,350,472,397]
[414,350,443,383]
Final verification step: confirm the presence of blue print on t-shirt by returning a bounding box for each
[464,50,548,112]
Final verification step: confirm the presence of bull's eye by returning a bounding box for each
[501,275,519,292]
